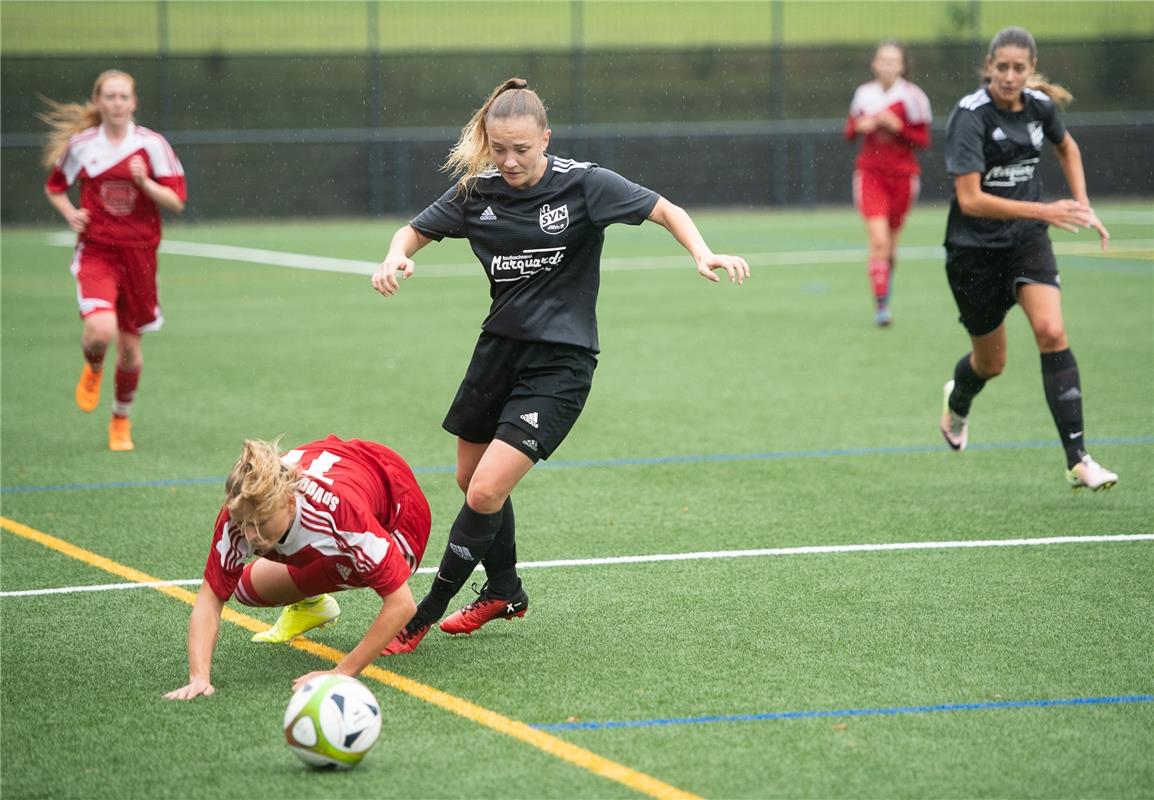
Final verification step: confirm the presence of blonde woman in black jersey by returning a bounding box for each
[371,78,749,653]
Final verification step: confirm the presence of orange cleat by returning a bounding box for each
[108,416,134,451]
[75,364,103,412]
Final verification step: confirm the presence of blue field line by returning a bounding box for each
[532,694,1154,732]
[3,434,1152,495]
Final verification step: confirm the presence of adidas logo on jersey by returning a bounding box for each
[480,206,497,221]
[991,127,1007,141]
[519,412,539,429]
[336,563,352,581]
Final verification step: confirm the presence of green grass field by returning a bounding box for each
[1,203,1152,798]
[3,0,1153,54]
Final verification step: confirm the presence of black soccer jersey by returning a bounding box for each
[943,86,1067,249]
[410,155,659,353]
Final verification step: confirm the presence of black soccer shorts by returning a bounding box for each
[945,229,1060,337]
[443,332,597,461]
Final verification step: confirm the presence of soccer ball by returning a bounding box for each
[283,674,382,769]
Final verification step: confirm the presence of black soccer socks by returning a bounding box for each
[418,502,504,620]
[1041,348,1088,469]
[949,352,988,417]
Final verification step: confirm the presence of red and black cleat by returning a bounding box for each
[440,584,528,636]
[381,617,432,655]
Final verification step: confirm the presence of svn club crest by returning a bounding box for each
[1027,121,1044,150]
[539,204,569,234]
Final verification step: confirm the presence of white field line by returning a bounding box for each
[1103,209,1154,224]
[3,533,1151,599]
[44,233,1153,276]
[0,579,204,597]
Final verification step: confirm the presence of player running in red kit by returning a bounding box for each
[845,40,931,326]
[42,70,187,450]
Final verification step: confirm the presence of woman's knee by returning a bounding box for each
[867,237,889,259]
[82,314,117,346]
[117,339,144,370]
[973,353,1006,379]
[1031,321,1068,351]
[465,477,508,514]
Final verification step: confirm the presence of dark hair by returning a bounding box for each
[875,39,910,78]
[985,26,1073,106]
[987,26,1036,61]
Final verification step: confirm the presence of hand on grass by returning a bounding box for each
[292,669,342,693]
[164,679,215,700]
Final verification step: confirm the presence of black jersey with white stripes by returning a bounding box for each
[410,155,659,353]
[944,86,1067,249]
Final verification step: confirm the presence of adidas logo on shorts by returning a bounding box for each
[522,439,538,452]
[519,411,539,429]
[480,206,497,221]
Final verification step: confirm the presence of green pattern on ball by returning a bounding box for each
[286,675,366,769]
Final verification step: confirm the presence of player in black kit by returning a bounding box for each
[371,78,749,653]
[938,27,1117,491]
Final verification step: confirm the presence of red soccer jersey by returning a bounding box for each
[45,122,186,249]
[203,436,429,602]
[845,78,932,176]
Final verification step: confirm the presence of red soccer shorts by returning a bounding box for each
[70,240,163,334]
[853,170,920,231]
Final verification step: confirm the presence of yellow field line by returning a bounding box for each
[0,515,700,800]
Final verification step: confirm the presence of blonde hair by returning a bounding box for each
[223,438,300,529]
[442,77,549,193]
[38,70,137,169]
[985,27,1073,107]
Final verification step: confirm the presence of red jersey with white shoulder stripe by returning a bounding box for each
[845,78,932,176]
[45,122,186,249]
[203,436,430,601]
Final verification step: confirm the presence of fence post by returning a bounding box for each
[769,0,784,119]
[366,0,387,216]
[570,0,585,152]
[157,0,171,131]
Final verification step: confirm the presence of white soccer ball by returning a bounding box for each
[283,674,382,769]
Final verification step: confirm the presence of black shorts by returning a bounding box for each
[945,229,1060,337]
[443,332,597,462]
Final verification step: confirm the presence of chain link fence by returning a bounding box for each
[3,17,1151,221]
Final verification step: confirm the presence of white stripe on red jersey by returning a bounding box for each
[296,502,390,574]
[215,520,251,572]
[850,78,931,125]
[391,529,417,575]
